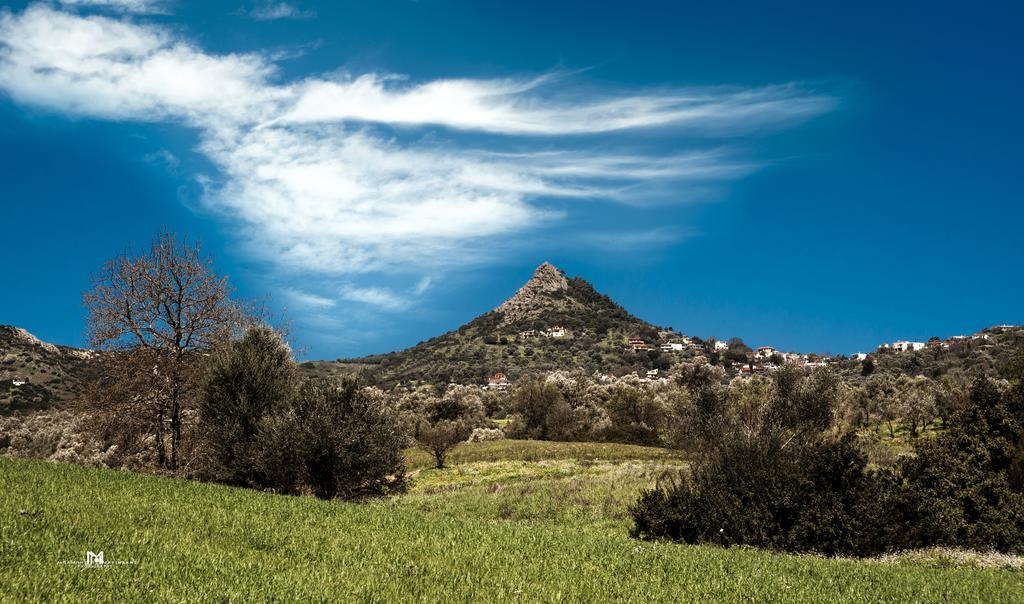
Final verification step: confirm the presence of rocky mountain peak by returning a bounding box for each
[493,263,572,325]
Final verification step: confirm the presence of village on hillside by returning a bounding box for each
[481,324,1024,390]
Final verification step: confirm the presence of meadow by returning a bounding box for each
[2,442,1023,602]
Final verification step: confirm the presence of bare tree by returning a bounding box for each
[83,230,243,471]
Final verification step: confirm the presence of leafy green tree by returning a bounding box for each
[415,419,471,469]
[259,379,406,500]
[506,379,571,440]
[898,375,1024,552]
[198,326,293,486]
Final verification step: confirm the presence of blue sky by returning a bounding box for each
[0,0,1021,359]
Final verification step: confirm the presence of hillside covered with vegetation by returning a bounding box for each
[312,263,695,388]
[0,326,96,414]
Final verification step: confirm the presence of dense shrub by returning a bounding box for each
[632,365,1024,556]
[506,379,574,441]
[259,379,406,499]
[197,326,294,486]
[631,434,899,556]
[595,382,666,446]
[896,376,1024,553]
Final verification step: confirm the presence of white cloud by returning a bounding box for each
[340,286,409,311]
[142,148,179,168]
[575,227,692,249]
[282,287,336,309]
[58,0,170,15]
[244,2,315,21]
[282,74,836,136]
[0,4,836,282]
[414,276,433,296]
[0,6,283,123]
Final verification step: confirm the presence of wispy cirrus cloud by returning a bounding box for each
[0,3,836,285]
[242,2,315,21]
[282,287,336,310]
[58,0,170,14]
[339,286,410,311]
[282,74,834,136]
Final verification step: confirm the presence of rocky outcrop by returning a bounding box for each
[494,262,583,327]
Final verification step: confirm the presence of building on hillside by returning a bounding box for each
[891,341,926,352]
[712,340,728,352]
[851,352,869,361]
[754,346,777,360]
[11,378,27,387]
[628,337,649,351]
[518,330,537,338]
[486,372,510,391]
[646,369,660,379]
[545,326,566,338]
[783,352,807,365]
[660,342,684,352]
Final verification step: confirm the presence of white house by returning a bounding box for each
[851,353,869,361]
[891,341,926,352]
[754,346,777,360]
[645,369,660,379]
[11,378,27,387]
[713,341,728,352]
[545,326,567,338]
[660,342,684,352]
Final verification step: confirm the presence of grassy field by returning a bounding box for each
[2,443,1023,602]
[403,438,683,469]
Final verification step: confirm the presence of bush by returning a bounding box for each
[259,379,406,499]
[630,434,896,556]
[596,382,666,446]
[631,366,1024,557]
[197,326,293,486]
[896,376,1024,553]
[468,427,505,442]
[506,379,573,441]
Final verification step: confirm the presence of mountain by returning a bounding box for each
[5,264,1021,398]
[0,326,97,414]
[308,263,696,388]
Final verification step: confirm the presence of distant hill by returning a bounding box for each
[4,266,1021,397]
[0,326,96,414]
[307,263,698,388]
[838,325,1024,381]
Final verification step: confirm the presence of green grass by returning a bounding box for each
[404,438,683,470]
[2,452,1023,601]
[400,458,686,531]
